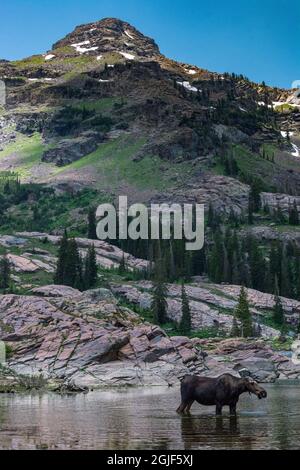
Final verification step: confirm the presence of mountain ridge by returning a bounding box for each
[0,17,299,212]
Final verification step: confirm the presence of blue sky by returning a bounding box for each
[0,0,299,88]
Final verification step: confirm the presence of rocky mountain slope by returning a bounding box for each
[0,17,299,212]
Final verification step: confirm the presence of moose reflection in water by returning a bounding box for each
[177,374,267,416]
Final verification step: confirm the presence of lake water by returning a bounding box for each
[0,384,299,450]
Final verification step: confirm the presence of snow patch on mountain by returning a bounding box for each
[45,54,55,61]
[124,30,135,40]
[185,69,197,75]
[71,40,98,53]
[119,51,135,60]
[257,101,272,109]
[281,131,294,138]
[177,81,198,92]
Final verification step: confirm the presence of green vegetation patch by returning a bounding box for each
[0,133,46,178]
[55,135,195,191]
[12,55,45,68]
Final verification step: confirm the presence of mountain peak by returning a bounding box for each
[52,17,160,60]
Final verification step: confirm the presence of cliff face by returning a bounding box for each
[0,289,207,389]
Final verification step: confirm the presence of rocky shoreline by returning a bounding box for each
[1,285,300,393]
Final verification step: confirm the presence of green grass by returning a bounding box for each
[0,133,46,178]
[55,135,195,191]
[12,55,45,68]
[262,142,300,171]
[72,97,124,113]
[234,145,274,177]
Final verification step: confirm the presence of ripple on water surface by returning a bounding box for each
[0,384,299,450]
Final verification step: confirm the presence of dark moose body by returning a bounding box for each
[177,373,267,416]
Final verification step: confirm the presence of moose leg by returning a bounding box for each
[177,402,188,414]
[229,403,237,416]
[216,403,223,416]
[185,400,194,414]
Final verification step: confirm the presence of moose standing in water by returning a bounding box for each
[177,374,267,416]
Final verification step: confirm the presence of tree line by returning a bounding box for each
[54,231,98,291]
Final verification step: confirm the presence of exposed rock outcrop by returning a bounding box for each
[112,281,283,336]
[42,132,102,166]
[1,289,298,386]
[0,290,207,388]
[150,174,250,216]
[199,338,300,382]
[0,232,150,273]
[261,192,300,216]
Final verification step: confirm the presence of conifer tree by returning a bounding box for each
[54,233,83,289]
[273,293,285,327]
[280,248,293,298]
[179,283,192,336]
[288,200,299,226]
[54,230,69,285]
[269,241,281,289]
[207,202,215,228]
[0,255,11,290]
[235,286,253,337]
[65,238,83,289]
[84,245,98,289]
[151,258,168,325]
[209,232,224,283]
[118,253,127,274]
[249,237,266,291]
[248,198,254,225]
[87,207,97,240]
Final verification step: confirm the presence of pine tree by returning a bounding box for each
[118,253,127,274]
[249,179,261,212]
[249,237,266,291]
[84,245,98,289]
[207,202,215,228]
[280,247,293,298]
[54,230,69,285]
[288,200,299,226]
[65,238,83,289]
[269,241,281,289]
[151,258,168,325]
[0,255,11,290]
[235,286,253,337]
[275,203,286,224]
[87,207,97,240]
[248,198,254,224]
[180,283,192,335]
[54,233,83,289]
[273,294,285,327]
[208,232,224,283]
